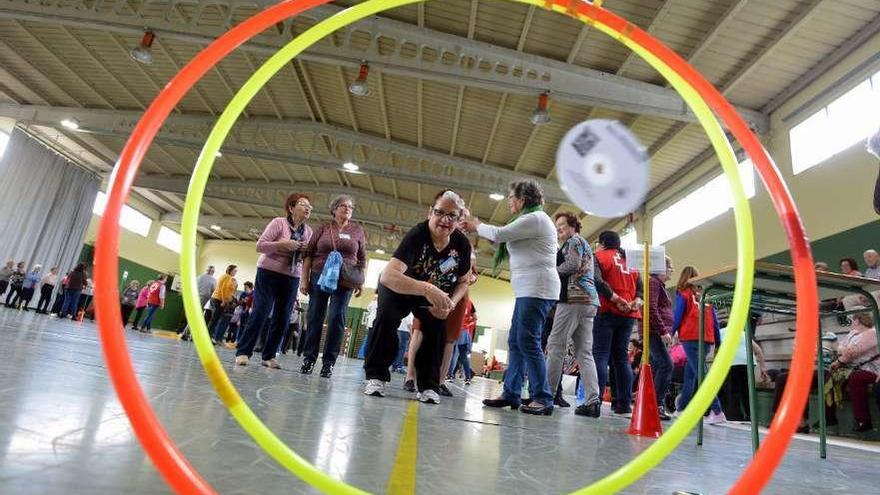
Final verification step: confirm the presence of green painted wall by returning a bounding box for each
[762,219,880,270]
[79,244,185,331]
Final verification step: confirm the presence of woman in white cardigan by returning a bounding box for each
[463,179,560,416]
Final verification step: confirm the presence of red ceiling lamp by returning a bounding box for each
[530,90,552,125]
[348,61,372,97]
[130,30,155,65]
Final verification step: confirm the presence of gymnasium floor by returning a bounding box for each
[1,309,878,495]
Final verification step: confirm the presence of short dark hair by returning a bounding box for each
[553,212,581,233]
[226,264,237,274]
[508,179,544,209]
[74,263,86,272]
[243,281,253,289]
[598,230,621,249]
[285,193,310,213]
[840,257,860,273]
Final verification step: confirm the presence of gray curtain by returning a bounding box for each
[0,128,100,274]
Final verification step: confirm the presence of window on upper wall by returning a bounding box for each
[790,72,880,175]
[156,226,182,253]
[620,227,638,247]
[651,160,756,245]
[0,131,9,160]
[92,191,152,237]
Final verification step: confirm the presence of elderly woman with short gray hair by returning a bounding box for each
[463,179,560,416]
[301,194,367,378]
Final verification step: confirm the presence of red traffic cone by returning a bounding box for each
[627,363,663,438]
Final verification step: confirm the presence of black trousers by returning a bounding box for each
[5,284,21,306]
[18,287,35,309]
[721,365,751,421]
[120,303,136,327]
[364,284,446,393]
[131,306,146,328]
[37,285,54,312]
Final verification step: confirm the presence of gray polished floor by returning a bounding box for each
[1,309,878,494]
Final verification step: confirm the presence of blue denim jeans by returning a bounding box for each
[236,268,299,361]
[303,278,353,366]
[679,341,722,413]
[593,311,636,411]
[649,332,674,408]
[59,289,82,318]
[502,297,555,407]
[141,304,161,330]
[392,330,410,370]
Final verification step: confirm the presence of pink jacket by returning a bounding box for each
[256,217,313,278]
[135,286,150,309]
[838,326,880,375]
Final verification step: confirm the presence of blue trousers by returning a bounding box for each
[501,297,555,407]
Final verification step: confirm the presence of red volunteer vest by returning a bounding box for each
[596,248,641,319]
[677,287,716,344]
[147,281,163,306]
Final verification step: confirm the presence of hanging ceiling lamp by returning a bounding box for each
[130,30,155,65]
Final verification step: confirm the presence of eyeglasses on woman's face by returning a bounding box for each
[337,203,355,211]
[432,208,460,223]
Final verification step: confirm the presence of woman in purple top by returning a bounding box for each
[300,194,367,378]
[234,193,313,368]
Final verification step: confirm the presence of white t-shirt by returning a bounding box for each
[721,327,750,366]
[365,300,378,328]
[398,313,414,333]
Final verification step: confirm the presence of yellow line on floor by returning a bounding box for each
[386,401,419,495]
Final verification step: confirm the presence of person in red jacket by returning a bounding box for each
[672,265,725,424]
[593,231,642,416]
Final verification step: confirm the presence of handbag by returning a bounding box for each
[329,224,364,290]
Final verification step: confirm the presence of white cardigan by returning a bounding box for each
[477,210,560,301]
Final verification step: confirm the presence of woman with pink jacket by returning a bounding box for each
[234,193,313,368]
[130,280,152,330]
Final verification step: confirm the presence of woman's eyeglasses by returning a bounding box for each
[432,208,460,222]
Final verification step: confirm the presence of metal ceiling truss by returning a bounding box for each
[0,103,569,202]
[0,0,769,133]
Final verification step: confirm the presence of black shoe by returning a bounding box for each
[854,421,873,432]
[658,406,671,421]
[319,363,333,378]
[403,379,416,392]
[614,405,633,415]
[300,360,314,375]
[438,383,453,397]
[796,424,811,434]
[554,395,571,408]
[483,398,519,409]
[254,347,262,353]
[520,403,553,416]
[575,403,601,418]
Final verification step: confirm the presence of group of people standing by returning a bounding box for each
[0,260,100,319]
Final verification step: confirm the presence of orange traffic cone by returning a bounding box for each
[602,385,611,403]
[627,363,663,438]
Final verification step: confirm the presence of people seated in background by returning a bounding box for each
[828,307,880,432]
[863,250,880,280]
[815,261,830,271]
[839,257,862,278]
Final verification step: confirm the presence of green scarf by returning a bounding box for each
[492,204,544,275]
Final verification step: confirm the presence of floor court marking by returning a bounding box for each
[386,401,419,495]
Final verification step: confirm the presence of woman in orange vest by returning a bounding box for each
[673,265,725,424]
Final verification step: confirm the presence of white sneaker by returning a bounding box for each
[364,379,386,397]
[235,355,248,366]
[261,358,281,369]
[707,411,727,425]
[417,389,440,404]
